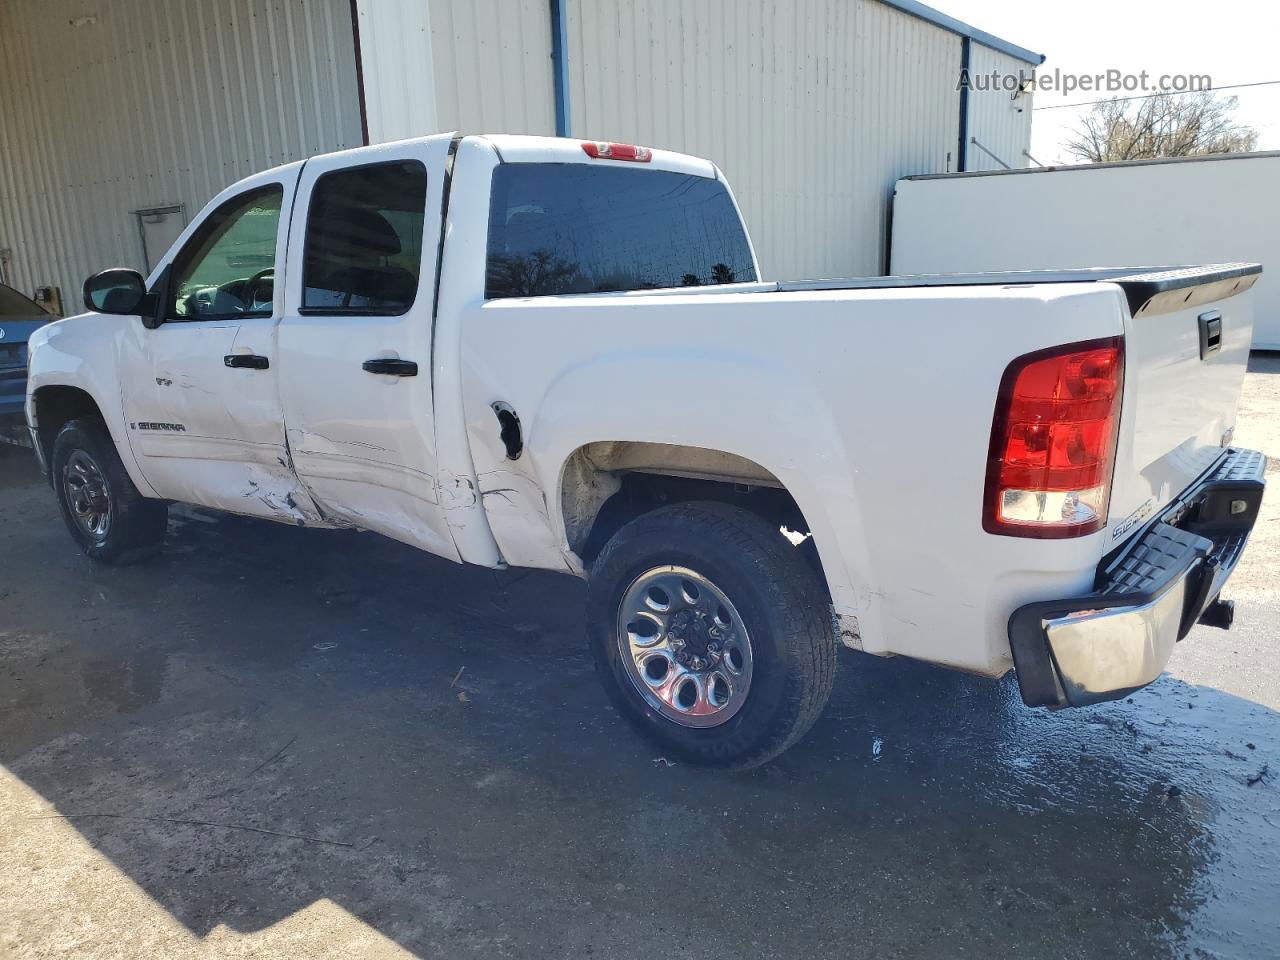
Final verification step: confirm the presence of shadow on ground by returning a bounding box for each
[1246,350,1280,375]
[1,446,1277,959]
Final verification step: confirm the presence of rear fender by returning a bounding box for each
[469,345,874,626]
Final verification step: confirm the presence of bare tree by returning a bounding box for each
[710,263,736,284]
[1064,91,1258,163]
[486,249,582,298]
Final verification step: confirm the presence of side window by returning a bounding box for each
[302,160,427,315]
[485,163,758,300]
[169,185,282,321]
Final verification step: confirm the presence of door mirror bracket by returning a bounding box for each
[139,264,171,329]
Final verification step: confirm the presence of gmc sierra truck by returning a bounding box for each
[24,134,1267,767]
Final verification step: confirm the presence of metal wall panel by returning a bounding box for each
[565,0,964,279]
[276,0,560,148]
[0,0,363,308]
[966,43,1035,171]
[355,0,439,142]
[1,0,1036,300]
[427,0,557,137]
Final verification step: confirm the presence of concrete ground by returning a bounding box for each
[2,356,1279,960]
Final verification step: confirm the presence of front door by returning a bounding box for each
[119,166,319,522]
[276,140,457,559]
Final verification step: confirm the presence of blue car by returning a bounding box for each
[0,282,52,446]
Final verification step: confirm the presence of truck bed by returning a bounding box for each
[778,263,1262,317]
[460,257,1259,676]
[629,263,1262,320]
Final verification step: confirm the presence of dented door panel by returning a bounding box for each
[117,314,324,525]
[276,139,459,562]
[122,321,242,460]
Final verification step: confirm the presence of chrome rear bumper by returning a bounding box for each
[1010,448,1266,708]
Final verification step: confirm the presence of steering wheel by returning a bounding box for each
[245,268,275,311]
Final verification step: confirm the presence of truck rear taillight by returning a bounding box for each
[984,337,1124,538]
[581,141,652,162]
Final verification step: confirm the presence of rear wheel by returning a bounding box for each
[51,418,167,564]
[588,501,836,768]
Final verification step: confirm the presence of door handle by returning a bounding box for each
[1199,310,1223,360]
[224,354,269,370]
[362,358,418,377]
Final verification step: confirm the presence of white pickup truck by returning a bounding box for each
[25,134,1267,767]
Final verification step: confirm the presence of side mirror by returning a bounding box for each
[83,268,146,315]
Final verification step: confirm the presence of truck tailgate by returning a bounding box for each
[1105,264,1260,547]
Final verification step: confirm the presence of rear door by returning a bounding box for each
[276,139,457,560]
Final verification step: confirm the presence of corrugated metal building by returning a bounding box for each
[0,0,1041,310]
[0,0,364,312]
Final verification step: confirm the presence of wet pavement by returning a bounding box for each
[2,355,1279,959]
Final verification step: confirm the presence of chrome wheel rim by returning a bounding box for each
[63,449,112,542]
[616,565,754,728]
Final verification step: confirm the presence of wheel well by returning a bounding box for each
[561,442,825,589]
[32,386,104,464]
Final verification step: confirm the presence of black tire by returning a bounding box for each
[51,418,167,564]
[588,501,836,769]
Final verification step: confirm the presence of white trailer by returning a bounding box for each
[889,151,1280,349]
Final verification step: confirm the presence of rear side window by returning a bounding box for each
[302,160,427,315]
[485,163,756,300]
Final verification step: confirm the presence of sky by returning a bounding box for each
[937,0,1280,164]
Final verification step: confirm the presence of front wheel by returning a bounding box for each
[51,418,168,564]
[588,501,836,768]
